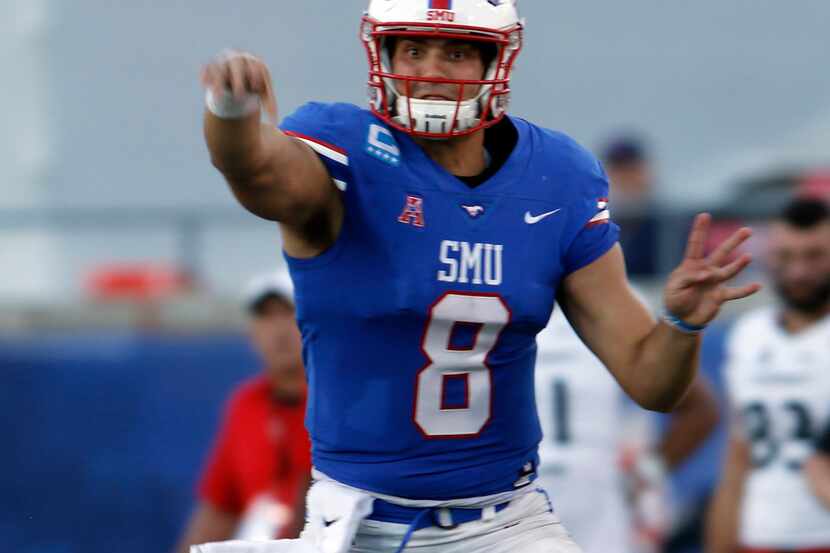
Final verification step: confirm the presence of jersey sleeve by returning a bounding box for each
[561,161,620,275]
[279,102,353,191]
[197,398,242,514]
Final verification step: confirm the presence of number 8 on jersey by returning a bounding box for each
[415,293,510,438]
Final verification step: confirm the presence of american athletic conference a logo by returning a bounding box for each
[399,195,425,228]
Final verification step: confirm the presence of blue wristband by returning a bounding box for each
[662,310,706,334]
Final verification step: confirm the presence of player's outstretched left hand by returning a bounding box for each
[663,213,762,327]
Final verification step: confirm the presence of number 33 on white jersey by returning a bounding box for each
[726,307,830,548]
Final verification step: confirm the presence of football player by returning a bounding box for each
[198,1,758,551]
[707,198,830,553]
[536,308,719,553]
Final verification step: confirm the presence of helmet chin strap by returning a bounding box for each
[393,96,481,138]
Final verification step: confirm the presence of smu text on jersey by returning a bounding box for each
[437,241,503,286]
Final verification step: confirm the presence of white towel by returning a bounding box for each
[305,480,375,553]
[192,480,374,553]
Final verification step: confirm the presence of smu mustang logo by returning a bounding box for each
[461,204,485,218]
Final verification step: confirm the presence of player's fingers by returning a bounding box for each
[712,253,752,282]
[259,64,278,125]
[707,227,753,267]
[244,57,264,95]
[199,65,215,95]
[248,59,272,99]
[236,55,254,93]
[683,213,711,261]
[227,57,249,99]
[200,63,229,98]
[719,282,762,303]
[244,54,271,96]
[671,268,715,289]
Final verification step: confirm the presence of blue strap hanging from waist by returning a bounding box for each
[368,498,512,553]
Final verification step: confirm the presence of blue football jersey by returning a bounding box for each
[280,103,619,500]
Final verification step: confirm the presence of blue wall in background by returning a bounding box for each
[1,332,258,553]
[0,322,733,553]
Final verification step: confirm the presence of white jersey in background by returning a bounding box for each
[535,309,653,553]
[726,308,830,549]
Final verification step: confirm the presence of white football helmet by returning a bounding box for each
[361,0,523,139]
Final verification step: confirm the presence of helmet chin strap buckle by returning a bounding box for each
[393,96,481,137]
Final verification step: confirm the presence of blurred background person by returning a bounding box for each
[805,422,830,510]
[601,134,662,278]
[173,271,310,552]
[706,198,830,553]
[536,309,720,553]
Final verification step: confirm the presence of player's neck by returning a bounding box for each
[267,369,306,402]
[414,130,487,177]
[781,303,830,334]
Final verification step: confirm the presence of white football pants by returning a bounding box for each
[343,490,582,553]
[194,488,583,553]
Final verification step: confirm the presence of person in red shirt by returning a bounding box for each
[174,271,311,552]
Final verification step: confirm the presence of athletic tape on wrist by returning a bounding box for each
[205,88,260,119]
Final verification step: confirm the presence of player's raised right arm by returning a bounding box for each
[201,51,340,236]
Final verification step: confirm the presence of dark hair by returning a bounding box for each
[248,293,293,316]
[778,197,830,229]
[601,134,648,167]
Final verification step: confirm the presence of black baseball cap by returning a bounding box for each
[601,134,648,166]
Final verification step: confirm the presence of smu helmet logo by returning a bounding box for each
[428,0,455,21]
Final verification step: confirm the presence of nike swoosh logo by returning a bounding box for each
[524,209,561,224]
[323,518,339,527]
